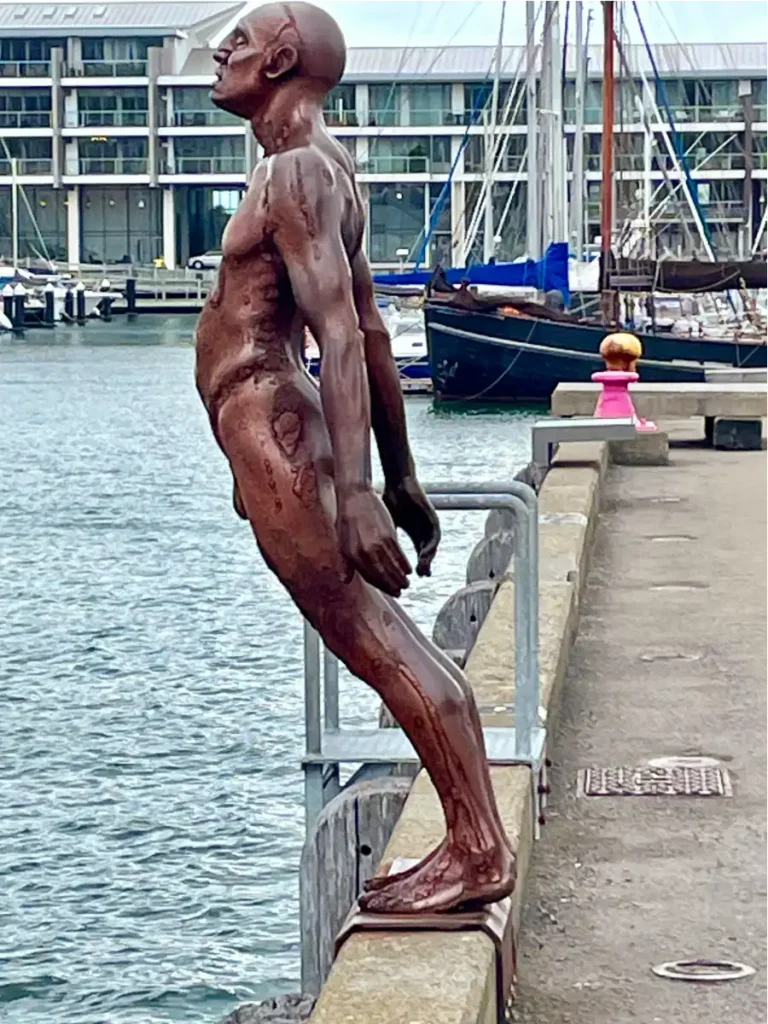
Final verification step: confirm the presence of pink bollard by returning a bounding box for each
[592,333,657,432]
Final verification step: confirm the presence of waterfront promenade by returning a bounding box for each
[514,428,767,1023]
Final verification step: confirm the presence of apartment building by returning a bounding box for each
[0,1,765,269]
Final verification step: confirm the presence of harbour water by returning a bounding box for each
[0,315,536,1024]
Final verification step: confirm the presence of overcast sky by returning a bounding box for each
[302,1,767,49]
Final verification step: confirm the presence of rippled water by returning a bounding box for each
[0,315,535,1023]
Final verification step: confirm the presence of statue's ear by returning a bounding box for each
[264,43,298,80]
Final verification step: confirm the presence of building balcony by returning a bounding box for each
[166,155,245,174]
[364,155,450,174]
[0,59,50,78]
[367,108,455,128]
[67,60,148,78]
[79,157,148,174]
[71,110,148,128]
[666,104,744,123]
[0,111,51,128]
[169,109,239,127]
[64,110,148,129]
[323,109,359,127]
[0,158,53,174]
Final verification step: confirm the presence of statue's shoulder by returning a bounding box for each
[269,145,338,194]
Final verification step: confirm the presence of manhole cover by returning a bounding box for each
[578,766,732,797]
[652,958,755,982]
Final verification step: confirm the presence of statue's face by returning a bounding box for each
[211,17,291,118]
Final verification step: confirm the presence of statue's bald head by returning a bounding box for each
[212,2,346,117]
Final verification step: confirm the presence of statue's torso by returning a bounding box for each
[194,141,362,414]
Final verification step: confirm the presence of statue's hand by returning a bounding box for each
[338,488,412,597]
[383,476,441,577]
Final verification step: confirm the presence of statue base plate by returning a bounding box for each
[334,858,517,1024]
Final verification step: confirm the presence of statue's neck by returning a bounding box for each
[251,89,326,156]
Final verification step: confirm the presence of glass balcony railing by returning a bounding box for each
[71,59,148,78]
[666,104,743,123]
[79,157,148,174]
[0,110,51,128]
[0,158,53,174]
[169,156,245,174]
[367,108,455,127]
[323,109,359,127]
[0,59,50,77]
[171,109,239,127]
[366,154,449,174]
[754,104,767,121]
[73,109,148,127]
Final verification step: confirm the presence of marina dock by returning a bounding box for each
[284,385,766,1024]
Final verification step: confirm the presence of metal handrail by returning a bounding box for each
[302,480,542,830]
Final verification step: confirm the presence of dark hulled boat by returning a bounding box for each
[426,301,767,403]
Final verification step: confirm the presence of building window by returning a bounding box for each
[369,84,402,126]
[176,185,246,263]
[79,138,148,175]
[79,37,163,76]
[323,85,357,126]
[172,136,245,175]
[171,87,238,126]
[464,181,526,263]
[369,183,425,263]
[81,186,161,264]
[0,89,51,128]
[0,137,52,175]
[466,135,526,173]
[464,82,526,126]
[211,190,241,215]
[368,137,449,174]
[0,185,66,262]
[427,181,452,267]
[0,38,54,76]
[77,89,148,127]
[408,84,452,127]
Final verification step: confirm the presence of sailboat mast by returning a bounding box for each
[11,156,18,270]
[571,1,586,261]
[484,0,507,262]
[600,0,615,318]
[525,1,540,259]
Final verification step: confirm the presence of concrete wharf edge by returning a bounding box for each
[551,381,768,421]
[308,440,609,1024]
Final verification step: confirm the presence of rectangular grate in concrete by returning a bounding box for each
[577,765,732,798]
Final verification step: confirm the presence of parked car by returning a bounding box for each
[187,250,222,270]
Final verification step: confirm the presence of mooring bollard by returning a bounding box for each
[592,332,657,432]
[12,283,26,333]
[99,295,113,321]
[44,282,56,326]
[2,283,13,324]
[63,287,74,321]
[75,281,87,324]
[126,277,137,317]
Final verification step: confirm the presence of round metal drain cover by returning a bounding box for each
[648,755,720,770]
[652,959,755,983]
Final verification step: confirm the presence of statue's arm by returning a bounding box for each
[269,153,412,596]
[349,248,416,487]
[350,248,441,577]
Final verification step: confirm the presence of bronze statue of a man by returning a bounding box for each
[195,1,514,914]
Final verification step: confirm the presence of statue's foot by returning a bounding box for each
[358,839,515,915]
[363,832,514,895]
